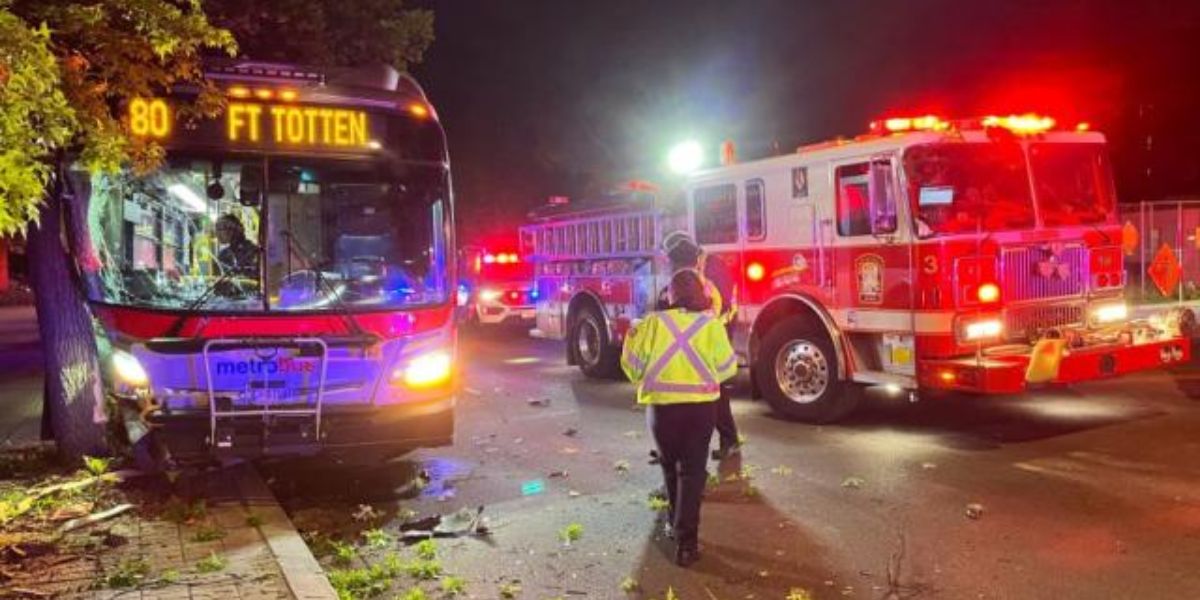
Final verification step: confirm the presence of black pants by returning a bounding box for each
[648,402,715,550]
[714,384,738,448]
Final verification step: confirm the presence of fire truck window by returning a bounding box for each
[1029,143,1116,227]
[694,184,738,245]
[904,143,1034,236]
[628,218,641,252]
[745,179,766,241]
[643,215,656,249]
[614,219,626,252]
[836,164,872,236]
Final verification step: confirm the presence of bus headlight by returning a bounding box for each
[960,318,1003,342]
[111,349,149,396]
[478,288,501,303]
[396,350,453,388]
[1091,302,1128,325]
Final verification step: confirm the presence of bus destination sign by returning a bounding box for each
[128,97,377,151]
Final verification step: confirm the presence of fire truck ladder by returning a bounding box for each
[202,337,329,456]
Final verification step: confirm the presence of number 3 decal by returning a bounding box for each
[922,255,938,275]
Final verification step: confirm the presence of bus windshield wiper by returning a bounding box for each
[165,265,249,338]
[279,230,367,339]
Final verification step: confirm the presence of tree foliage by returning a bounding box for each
[0,0,235,235]
[204,0,433,69]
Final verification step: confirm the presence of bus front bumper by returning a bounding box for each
[145,396,455,462]
[917,336,1191,394]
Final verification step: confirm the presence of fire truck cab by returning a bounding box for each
[526,115,1194,423]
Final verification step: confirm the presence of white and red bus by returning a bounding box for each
[79,61,457,464]
[523,115,1194,423]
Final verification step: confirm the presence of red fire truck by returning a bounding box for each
[522,115,1194,423]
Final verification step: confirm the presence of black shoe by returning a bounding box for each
[711,443,741,461]
[675,546,701,567]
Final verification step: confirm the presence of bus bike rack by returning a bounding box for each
[201,337,330,452]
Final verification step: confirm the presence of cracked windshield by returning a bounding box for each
[82,158,449,312]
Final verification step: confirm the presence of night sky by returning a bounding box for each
[410,0,1200,245]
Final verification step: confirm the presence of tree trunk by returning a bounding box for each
[27,184,108,462]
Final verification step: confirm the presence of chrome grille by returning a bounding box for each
[1001,244,1086,302]
[1004,304,1085,341]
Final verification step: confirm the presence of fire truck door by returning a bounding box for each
[831,155,916,379]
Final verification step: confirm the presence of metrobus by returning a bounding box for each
[80,61,457,464]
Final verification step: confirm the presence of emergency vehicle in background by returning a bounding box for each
[82,60,457,464]
[457,243,536,326]
[522,115,1194,423]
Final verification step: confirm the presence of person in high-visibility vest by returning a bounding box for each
[623,269,737,567]
[657,231,742,460]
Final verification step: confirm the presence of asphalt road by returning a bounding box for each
[261,325,1200,600]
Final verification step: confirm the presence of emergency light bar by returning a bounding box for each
[869,113,1080,136]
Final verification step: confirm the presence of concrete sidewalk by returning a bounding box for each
[5,463,336,600]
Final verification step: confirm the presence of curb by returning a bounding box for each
[233,463,339,600]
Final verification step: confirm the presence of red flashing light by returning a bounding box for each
[1075,121,1091,132]
[483,254,496,265]
[746,262,765,282]
[871,115,948,133]
[982,113,1056,135]
[483,253,520,265]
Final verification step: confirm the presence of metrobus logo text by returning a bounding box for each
[214,358,315,376]
[227,103,369,147]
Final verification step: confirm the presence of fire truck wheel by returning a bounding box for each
[757,316,859,423]
[573,307,620,379]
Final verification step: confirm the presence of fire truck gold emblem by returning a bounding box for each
[1034,243,1071,280]
[855,254,885,304]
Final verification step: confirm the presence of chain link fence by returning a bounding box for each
[1119,199,1200,306]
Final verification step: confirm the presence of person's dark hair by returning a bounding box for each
[668,269,712,312]
[216,214,244,234]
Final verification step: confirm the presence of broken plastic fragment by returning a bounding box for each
[841,476,865,489]
[521,479,546,496]
[965,502,984,519]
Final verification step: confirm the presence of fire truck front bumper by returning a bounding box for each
[917,336,1191,394]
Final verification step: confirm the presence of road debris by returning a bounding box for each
[521,480,546,496]
[622,430,641,439]
[353,504,382,522]
[770,465,794,476]
[568,490,582,498]
[965,502,985,519]
[620,575,640,592]
[528,397,551,407]
[841,476,865,489]
[563,428,579,437]
[921,462,938,470]
[548,470,569,479]
[57,503,133,534]
[614,460,630,473]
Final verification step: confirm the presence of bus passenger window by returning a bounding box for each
[694,184,737,244]
[745,179,766,241]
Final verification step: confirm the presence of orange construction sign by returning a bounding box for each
[1121,220,1139,255]
[1148,242,1182,297]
